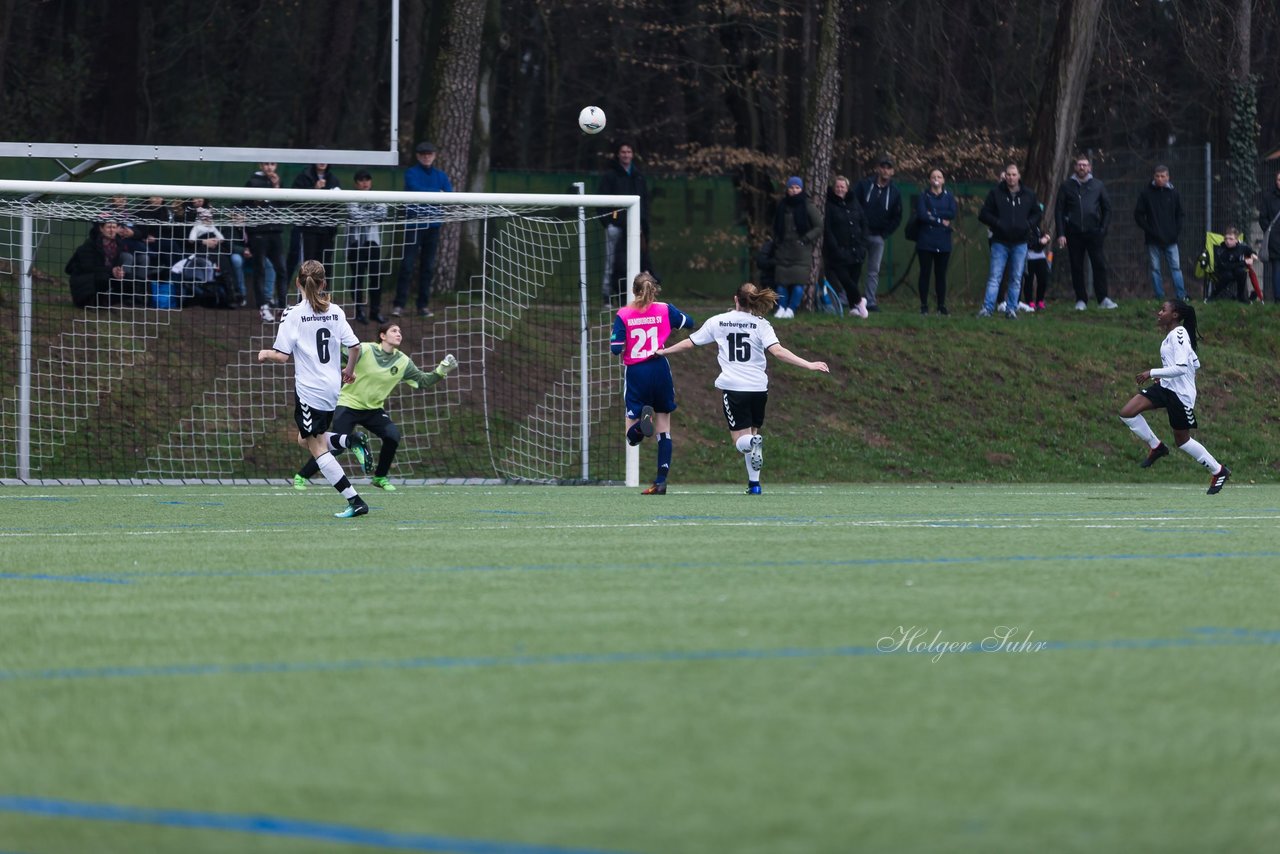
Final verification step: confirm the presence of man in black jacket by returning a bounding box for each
[852,154,902,312]
[1133,165,1186,300]
[977,164,1040,318]
[597,141,652,303]
[1258,170,1280,302]
[1056,154,1116,310]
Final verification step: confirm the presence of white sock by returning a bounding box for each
[744,456,761,481]
[1178,438,1221,472]
[314,451,358,498]
[1120,415,1160,449]
[735,435,754,454]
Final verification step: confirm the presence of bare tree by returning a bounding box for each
[804,0,845,289]
[429,0,486,293]
[1024,0,1105,224]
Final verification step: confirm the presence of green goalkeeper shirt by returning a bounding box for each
[337,343,436,410]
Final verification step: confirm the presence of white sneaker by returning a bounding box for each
[996,301,1006,313]
[436,353,458,376]
[1074,300,1087,311]
[747,435,763,470]
[1017,301,1034,313]
[259,304,274,322]
[855,298,868,318]
[1100,297,1119,309]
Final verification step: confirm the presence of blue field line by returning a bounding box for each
[2,628,1277,684]
[0,795,629,854]
[0,571,129,585]
[81,548,1280,582]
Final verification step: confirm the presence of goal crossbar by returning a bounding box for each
[1,179,642,486]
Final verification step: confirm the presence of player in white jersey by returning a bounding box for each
[1119,298,1230,494]
[660,282,829,494]
[257,260,372,517]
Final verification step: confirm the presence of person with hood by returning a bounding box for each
[852,154,903,311]
[914,168,958,315]
[1133,165,1186,300]
[1056,154,1117,310]
[771,176,821,318]
[824,175,869,318]
[977,163,1040,318]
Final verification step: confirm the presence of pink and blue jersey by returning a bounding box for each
[611,302,693,364]
[611,301,695,416]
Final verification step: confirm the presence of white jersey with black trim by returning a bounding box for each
[1149,325,1200,409]
[689,309,780,392]
[271,299,359,410]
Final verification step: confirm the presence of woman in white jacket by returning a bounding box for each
[1118,298,1230,494]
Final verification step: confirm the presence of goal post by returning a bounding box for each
[0,179,642,486]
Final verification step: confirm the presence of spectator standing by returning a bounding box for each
[977,163,1040,318]
[771,177,821,318]
[288,162,342,276]
[823,175,869,319]
[1133,165,1187,300]
[852,154,903,312]
[244,162,288,321]
[1056,154,1117,310]
[348,169,388,324]
[394,141,454,319]
[597,141,653,304]
[914,168,958,315]
[1257,170,1280,302]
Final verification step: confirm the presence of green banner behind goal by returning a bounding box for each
[0,180,643,485]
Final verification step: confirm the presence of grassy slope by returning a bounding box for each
[662,299,1280,485]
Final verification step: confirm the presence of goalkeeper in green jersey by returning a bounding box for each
[293,321,457,491]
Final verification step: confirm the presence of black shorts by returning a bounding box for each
[1139,384,1197,431]
[294,400,335,438]
[721,389,768,432]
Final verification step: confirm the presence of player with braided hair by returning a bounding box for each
[1119,298,1231,494]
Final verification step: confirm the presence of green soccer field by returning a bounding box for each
[1,483,1278,854]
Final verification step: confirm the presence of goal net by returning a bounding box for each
[0,180,643,485]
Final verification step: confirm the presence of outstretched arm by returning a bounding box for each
[766,343,829,373]
[257,349,289,364]
[658,338,696,358]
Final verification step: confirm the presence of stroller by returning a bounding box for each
[1194,231,1263,303]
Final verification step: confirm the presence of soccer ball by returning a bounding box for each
[578,106,606,135]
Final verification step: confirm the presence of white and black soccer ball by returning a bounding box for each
[578,106,606,135]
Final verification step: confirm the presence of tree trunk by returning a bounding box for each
[1227,0,1256,238]
[805,0,845,290]
[430,0,486,294]
[398,0,428,156]
[1024,0,1104,227]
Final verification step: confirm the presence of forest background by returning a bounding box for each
[1,0,1277,298]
